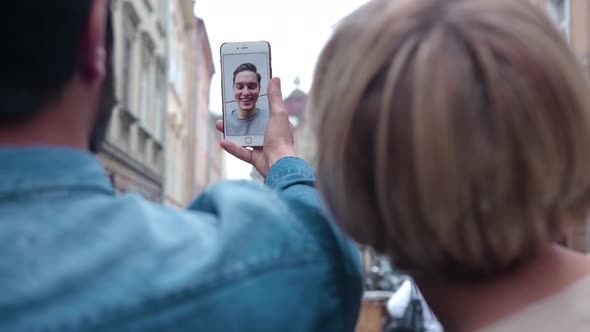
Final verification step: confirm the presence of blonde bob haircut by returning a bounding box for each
[311,0,590,280]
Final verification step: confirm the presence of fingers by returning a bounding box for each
[220,140,253,164]
[267,77,288,117]
[216,119,224,133]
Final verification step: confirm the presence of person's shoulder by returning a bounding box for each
[228,109,237,121]
[100,180,328,277]
[1,176,360,331]
[107,180,289,227]
[95,178,316,244]
[188,179,306,231]
[256,107,270,122]
[87,191,212,235]
[481,275,590,332]
[122,176,324,249]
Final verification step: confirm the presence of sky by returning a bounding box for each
[195,0,371,179]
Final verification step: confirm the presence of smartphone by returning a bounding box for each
[220,41,272,147]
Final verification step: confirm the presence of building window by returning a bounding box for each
[169,43,178,89]
[158,0,167,24]
[547,0,570,41]
[121,19,137,111]
[120,5,139,111]
[122,37,133,110]
[154,63,166,141]
[152,142,161,168]
[177,50,185,99]
[169,43,185,99]
[139,35,154,127]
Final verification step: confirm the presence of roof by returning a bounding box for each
[195,17,215,77]
[284,88,307,118]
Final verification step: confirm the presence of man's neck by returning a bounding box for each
[415,245,590,331]
[0,106,88,150]
[237,108,257,120]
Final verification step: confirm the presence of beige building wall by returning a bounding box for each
[192,19,223,194]
[163,4,222,206]
[207,112,226,184]
[163,0,196,207]
[99,0,169,202]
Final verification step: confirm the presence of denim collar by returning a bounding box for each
[0,146,114,196]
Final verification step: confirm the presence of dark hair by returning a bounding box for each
[89,4,116,153]
[0,0,94,122]
[233,63,262,84]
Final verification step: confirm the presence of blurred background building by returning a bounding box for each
[163,0,196,207]
[99,0,224,207]
[100,0,168,202]
[163,0,222,207]
[193,19,225,196]
[287,77,311,158]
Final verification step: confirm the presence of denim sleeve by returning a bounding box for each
[182,157,363,331]
[265,157,364,330]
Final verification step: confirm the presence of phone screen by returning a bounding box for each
[221,42,271,147]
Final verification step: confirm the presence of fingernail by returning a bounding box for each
[272,77,281,88]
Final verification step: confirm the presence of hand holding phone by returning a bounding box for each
[216,76,296,177]
[220,41,272,147]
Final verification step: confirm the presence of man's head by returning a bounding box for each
[233,63,261,113]
[0,0,115,152]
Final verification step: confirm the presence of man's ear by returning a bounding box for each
[80,0,109,83]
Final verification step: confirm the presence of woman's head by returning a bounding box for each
[312,0,590,280]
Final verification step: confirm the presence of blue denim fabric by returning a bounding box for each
[0,148,363,332]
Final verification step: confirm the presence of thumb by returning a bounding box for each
[268,77,286,115]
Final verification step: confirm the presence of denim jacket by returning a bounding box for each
[0,147,363,332]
